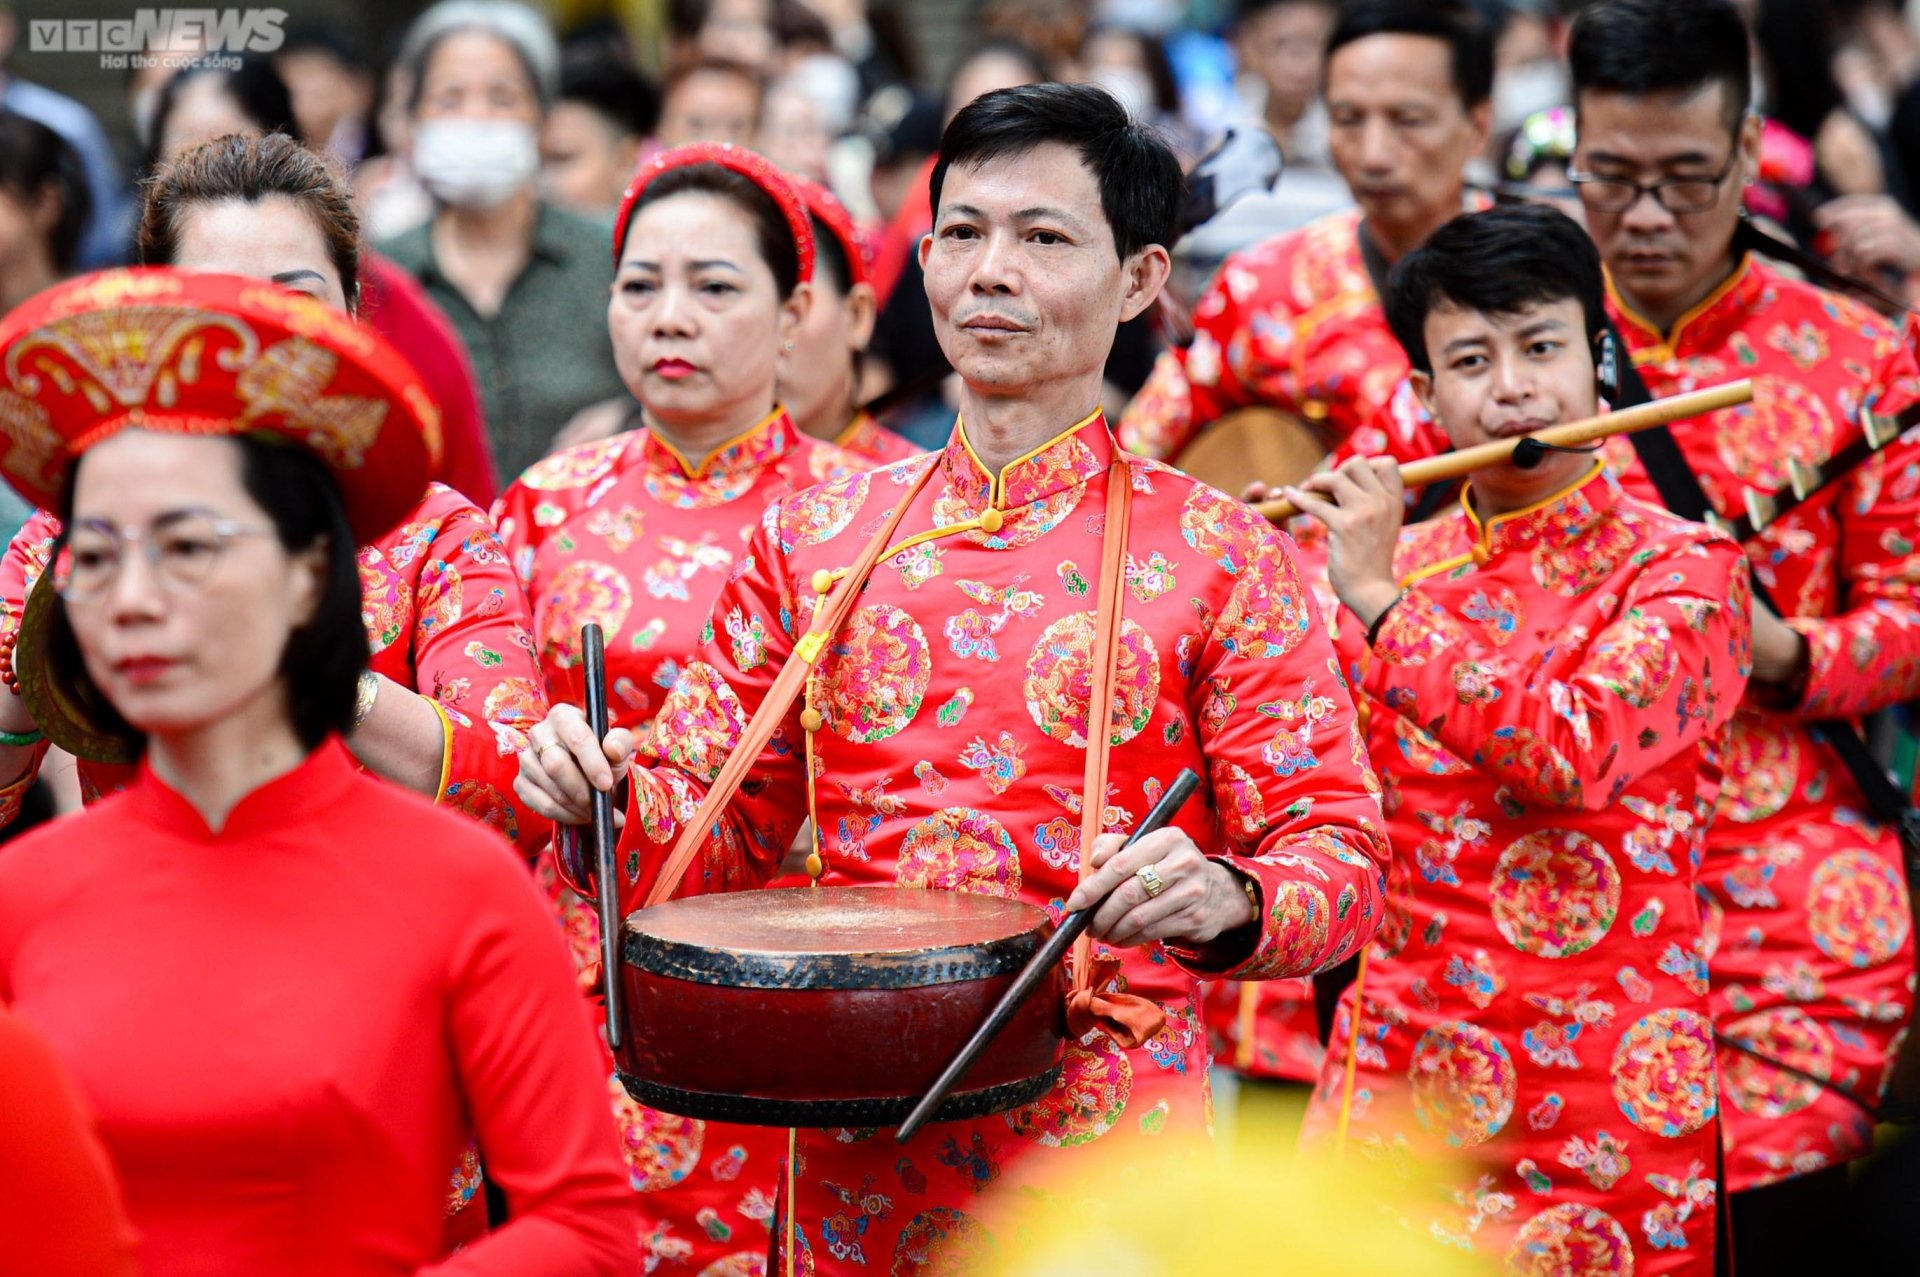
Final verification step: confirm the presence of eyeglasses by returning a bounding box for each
[1566,149,1741,214]
[53,517,276,602]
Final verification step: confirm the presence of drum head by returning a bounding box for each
[624,885,1050,990]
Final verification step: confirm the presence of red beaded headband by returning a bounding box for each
[613,143,816,284]
[789,174,870,289]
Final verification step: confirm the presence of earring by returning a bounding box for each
[783,340,795,352]
[1596,331,1618,395]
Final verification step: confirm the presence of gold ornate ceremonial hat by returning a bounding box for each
[0,268,444,762]
[0,267,441,542]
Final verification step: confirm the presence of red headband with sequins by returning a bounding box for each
[614,143,816,284]
[789,175,871,289]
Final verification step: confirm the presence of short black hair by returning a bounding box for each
[1325,0,1494,108]
[1385,203,1605,375]
[1750,0,1839,142]
[50,436,366,756]
[560,54,660,139]
[0,111,91,272]
[1569,0,1751,129]
[627,163,801,297]
[930,82,1181,261]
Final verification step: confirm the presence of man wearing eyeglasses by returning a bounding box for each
[1567,1,1920,1271]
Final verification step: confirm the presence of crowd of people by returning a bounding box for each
[1,0,1919,1274]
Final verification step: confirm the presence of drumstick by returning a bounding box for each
[1250,379,1754,522]
[582,623,625,1056]
[897,768,1202,1142]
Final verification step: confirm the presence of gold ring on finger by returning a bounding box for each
[1136,863,1167,899]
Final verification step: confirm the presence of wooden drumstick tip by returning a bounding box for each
[1249,379,1755,524]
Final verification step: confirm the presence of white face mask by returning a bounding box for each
[412,118,540,212]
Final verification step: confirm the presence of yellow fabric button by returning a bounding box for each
[810,568,834,595]
[799,707,824,732]
[804,852,825,879]
[980,508,1004,533]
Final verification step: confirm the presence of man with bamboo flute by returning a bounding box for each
[1563,4,1920,1270]
[1291,203,1749,1276]
[514,83,1390,1276]
[1359,27,1920,1251]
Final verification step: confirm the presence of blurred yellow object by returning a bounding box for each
[977,1118,1494,1277]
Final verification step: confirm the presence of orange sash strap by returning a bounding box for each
[642,461,939,908]
[1062,460,1166,1048]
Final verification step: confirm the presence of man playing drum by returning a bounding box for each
[517,82,1390,1274]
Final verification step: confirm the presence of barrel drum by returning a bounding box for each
[619,886,1065,1127]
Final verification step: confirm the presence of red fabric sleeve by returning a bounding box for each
[0,510,61,828]
[609,510,814,910]
[1164,494,1392,980]
[1364,527,1753,811]
[0,1006,139,1277]
[1785,425,1920,720]
[611,482,1394,986]
[361,253,500,508]
[423,843,638,1276]
[386,486,552,853]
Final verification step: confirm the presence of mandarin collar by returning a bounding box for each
[1608,252,1762,355]
[640,407,799,481]
[1460,461,1620,558]
[126,737,360,843]
[938,408,1112,514]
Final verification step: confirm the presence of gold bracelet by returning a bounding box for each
[352,670,380,730]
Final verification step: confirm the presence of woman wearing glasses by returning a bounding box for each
[0,269,636,1273]
[0,133,549,863]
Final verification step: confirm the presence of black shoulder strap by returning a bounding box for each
[1733,216,1914,317]
[1608,320,1718,524]
[1610,319,1920,854]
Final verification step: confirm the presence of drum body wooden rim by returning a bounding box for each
[618,886,1066,1128]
